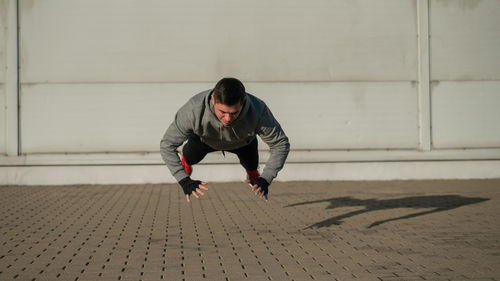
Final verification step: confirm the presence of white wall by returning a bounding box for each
[0,0,8,155]
[20,0,417,83]
[1,0,500,184]
[430,0,500,148]
[18,0,420,154]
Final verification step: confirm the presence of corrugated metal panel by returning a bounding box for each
[21,82,418,153]
[430,0,500,80]
[20,0,417,82]
[432,81,500,148]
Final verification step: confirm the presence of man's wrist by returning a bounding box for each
[178,176,191,187]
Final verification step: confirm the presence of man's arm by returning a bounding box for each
[257,105,290,184]
[160,107,209,202]
[160,104,194,182]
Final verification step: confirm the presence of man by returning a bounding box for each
[160,77,290,203]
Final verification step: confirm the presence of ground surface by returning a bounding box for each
[1,179,499,281]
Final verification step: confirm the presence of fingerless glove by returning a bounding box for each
[249,177,269,196]
[179,177,201,195]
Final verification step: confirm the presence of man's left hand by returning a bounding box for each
[244,177,269,201]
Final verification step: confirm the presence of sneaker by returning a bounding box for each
[246,169,260,181]
[179,151,192,176]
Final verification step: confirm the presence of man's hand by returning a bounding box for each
[244,177,270,202]
[179,177,208,203]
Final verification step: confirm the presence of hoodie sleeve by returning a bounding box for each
[257,105,290,184]
[160,103,194,182]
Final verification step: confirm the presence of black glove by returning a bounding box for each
[249,177,269,196]
[179,177,202,195]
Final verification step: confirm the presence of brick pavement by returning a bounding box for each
[1,179,499,281]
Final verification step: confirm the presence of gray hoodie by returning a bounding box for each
[160,90,290,183]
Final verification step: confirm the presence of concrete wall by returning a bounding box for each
[1,0,500,184]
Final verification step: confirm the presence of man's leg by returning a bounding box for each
[182,136,216,166]
[229,138,259,179]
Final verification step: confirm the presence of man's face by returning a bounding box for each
[212,95,242,125]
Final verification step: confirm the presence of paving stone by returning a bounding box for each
[1,180,499,280]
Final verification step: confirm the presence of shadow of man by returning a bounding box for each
[286,195,489,228]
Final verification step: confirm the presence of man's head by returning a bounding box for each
[211,77,246,125]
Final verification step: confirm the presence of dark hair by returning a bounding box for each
[212,77,246,105]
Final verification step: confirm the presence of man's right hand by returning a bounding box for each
[178,177,208,203]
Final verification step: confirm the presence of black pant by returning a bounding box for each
[182,136,259,171]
